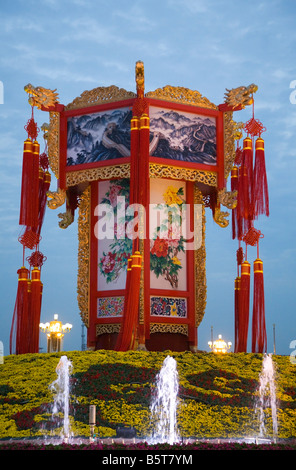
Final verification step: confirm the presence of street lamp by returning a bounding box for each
[208,334,232,354]
[39,314,72,352]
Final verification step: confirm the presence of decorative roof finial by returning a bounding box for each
[135,60,144,99]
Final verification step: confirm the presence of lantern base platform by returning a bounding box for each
[145,333,191,352]
[95,333,118,351]
[94,332,193,352]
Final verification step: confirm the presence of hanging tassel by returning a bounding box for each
[139,114,150,208]
[19,139,40,229]
[115,252,142,351]
[28,267,43,353]
[237,137,253,235]
[10,267,31,355]
[252,258,267,353]
[19,139,35,227]
[231,165,238,240]
[237,260,251,352]
[231,165,242,239]
[253,137,269,218]
[234,246,243,352]
[234,276,241,353]
[36,169,51,236]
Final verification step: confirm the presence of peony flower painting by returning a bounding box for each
[150,179,187,290]
[97,179,132,290]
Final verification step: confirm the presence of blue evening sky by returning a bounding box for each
[0,0,295,356]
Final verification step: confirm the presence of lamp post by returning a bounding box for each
[39,314,72,352]
[208,334,232,354]
[89,405,96,442]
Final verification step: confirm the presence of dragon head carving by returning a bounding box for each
[24,83,59,109]
[224,83,258,108]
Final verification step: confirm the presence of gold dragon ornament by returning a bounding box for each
[24,83,59,109]
[224,84,258,108]
[47,188,66,209]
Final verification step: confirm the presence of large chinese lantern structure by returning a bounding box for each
[11,61,269,353]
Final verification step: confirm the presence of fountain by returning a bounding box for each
[255,353,278,442]
[49,355,73,442]
[149,355,180,444]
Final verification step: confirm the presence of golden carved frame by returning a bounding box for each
[77,186,91,327]
[77,181,207,336]
[49,83,235,340]
[47,85,236,187]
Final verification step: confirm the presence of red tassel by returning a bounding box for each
[28,267,43,353]
[231,166,242,240]
[115,111,148,351]
[237,137,254,234]
[36,170,51,235]
[253,138,269,218]
[234,276,241,352]
[10,267,30,355]
[115,252,142,351]
[236,260,250,352]
[252,258,267,353]
[19,139,40,229]
[138,114,150,208]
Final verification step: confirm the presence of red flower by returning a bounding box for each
[101,252,116,273]
[151,237,169,257]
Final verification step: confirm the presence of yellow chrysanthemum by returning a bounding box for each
[163,186,183,205]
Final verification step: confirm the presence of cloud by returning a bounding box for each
[112,4,156,31]
[2,16,45,34]
[167,0,209,14]
[60,17,119,46]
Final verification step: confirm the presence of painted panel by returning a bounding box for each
[150,178,187,291]
[67,107,132,166]
[97,296,125,318]
[150,296,187,318]
[97,179,132,291]
[149,106,216,165]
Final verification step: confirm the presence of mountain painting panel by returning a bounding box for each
[67,107,132,166]
[149,106,217,165]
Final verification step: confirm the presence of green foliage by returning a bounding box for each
[0,350,296,440]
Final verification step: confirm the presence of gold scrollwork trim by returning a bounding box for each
[149,323,188,336]
[67,163,217,187]
[194,185,207,328]
[65,85,136,111]
[96,323,121,336]
[149,163,217,186]
[146,85,217,110]
[77,186,91,327]
[47,111,60,179]
[66,164,130,186]
[224,111,236,179]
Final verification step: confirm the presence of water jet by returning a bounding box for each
[255,353,278,442]
[49,355,73,441]
[149,355,180,444]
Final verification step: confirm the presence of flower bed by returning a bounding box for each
[1,440,296,451]
[0,350,296,441]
